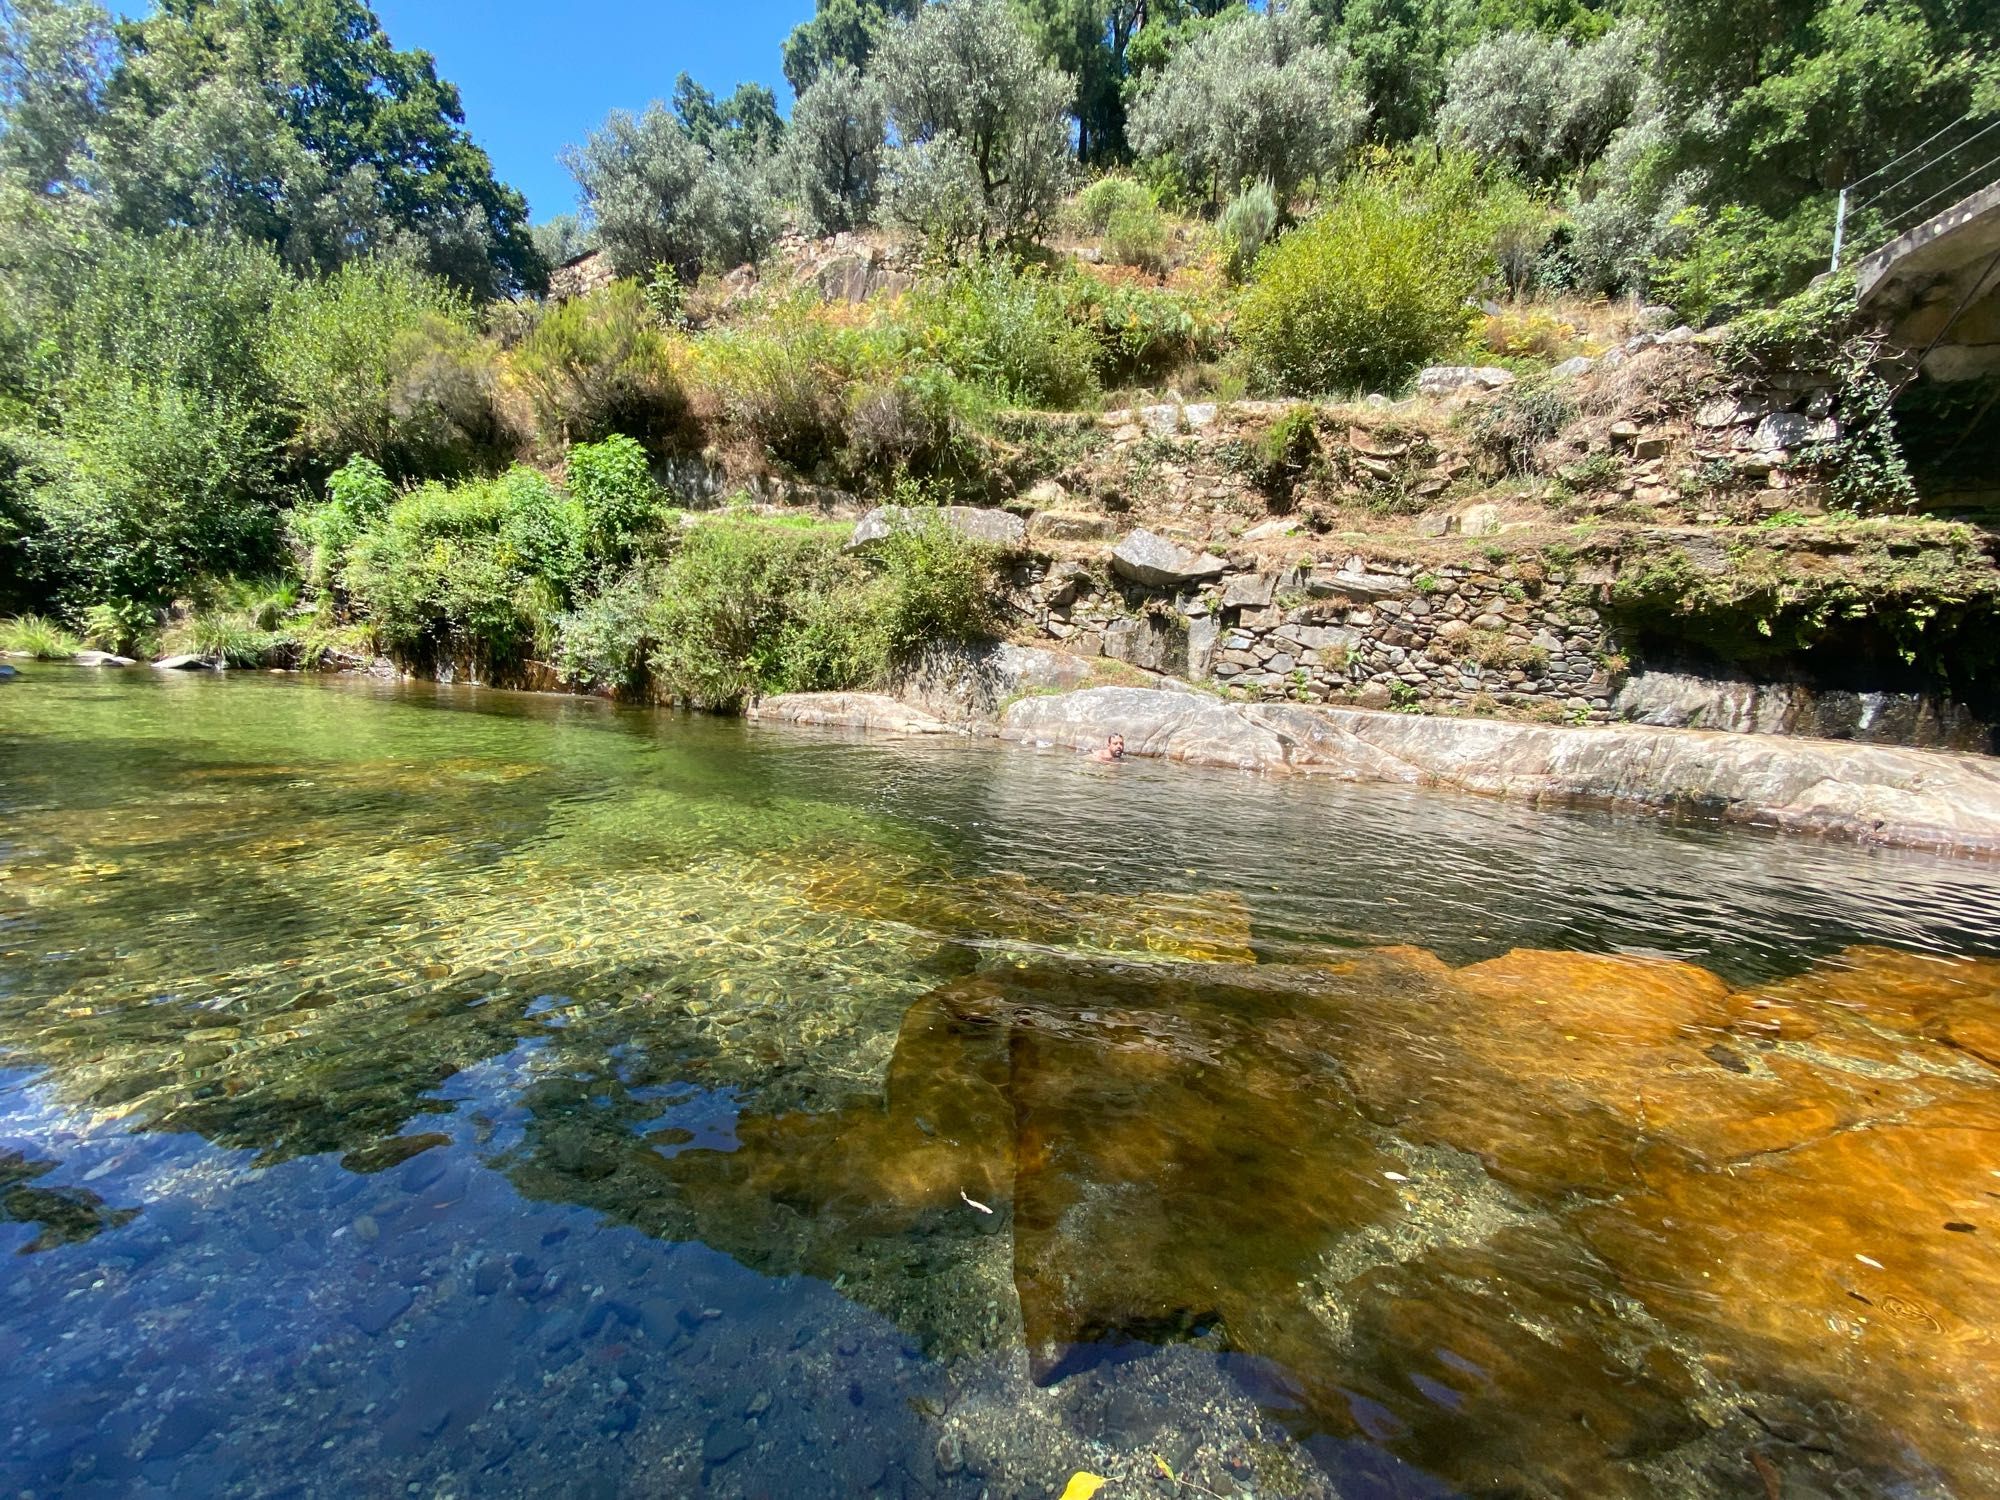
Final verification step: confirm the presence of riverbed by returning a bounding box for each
[4,668,1999,1497]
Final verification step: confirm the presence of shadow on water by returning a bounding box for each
[3,669,2000,1495]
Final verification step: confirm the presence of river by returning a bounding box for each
[4,668,1999,1496]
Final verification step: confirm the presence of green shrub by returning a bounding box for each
[692,293,900,474]
[294,455,397,590]
[1104,199,1170,272]
[646,517,888,710]
[1237,158,1497,396]
[80,597,160,658]
[1218,181,1279,280]
[903,261,1099,409]
[1068,280,1223,386]
[1074,175,1154,233]
[566,434,658,564]
[0,613,83,658]
[871,511,1001,653]
[340,466,585,669]
[270,259,511,482]
[511,281,690,452]
[553,565,661,693]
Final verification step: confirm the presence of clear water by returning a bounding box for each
[4,668,2000,1498]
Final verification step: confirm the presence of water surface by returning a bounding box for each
[4,669,1999,1497]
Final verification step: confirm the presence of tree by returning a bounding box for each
[563,101,776,280]
[877,0,1075,248]
[781,0,913,95]
[780,61,887,234]
[81,0,544,297]
[0,0,112,195]
[671,73,785,162]
[1437,22,1645,182]
[1128,3,1366,206]
[530,213,596,268]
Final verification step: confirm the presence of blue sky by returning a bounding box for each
[370,0,809,221]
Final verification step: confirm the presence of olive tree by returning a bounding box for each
[562,102,777,280]
[1437,23,1648,184]
[779,61,887,234]
[1127,4,1366,208]
[876,0,1074,249]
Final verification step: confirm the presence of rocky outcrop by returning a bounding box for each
[996,686,2000,854]
[1109,529,1226,587]
[745,692,956,735]
[889,642,1098,725]
[849,505,1026,552]
[1614,669,1992,753]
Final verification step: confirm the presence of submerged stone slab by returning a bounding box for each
[992,686,2000,854]
[746,693,958,735]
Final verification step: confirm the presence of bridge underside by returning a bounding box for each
[1857,180,2000,381]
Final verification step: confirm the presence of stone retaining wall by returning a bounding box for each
[1012,546,1621,719]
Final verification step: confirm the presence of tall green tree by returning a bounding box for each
[781,0,913,95]
[65,0,544,296]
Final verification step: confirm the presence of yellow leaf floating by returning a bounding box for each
[1059,1474,1107,1500]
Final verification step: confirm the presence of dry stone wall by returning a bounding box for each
[1011,544,1620,717]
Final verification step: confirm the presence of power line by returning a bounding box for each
[1855,116,2000,212]
[1878,147,2000,239]
[1847,108,1982,193]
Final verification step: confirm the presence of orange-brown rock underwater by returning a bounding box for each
[629,940,2000,1497]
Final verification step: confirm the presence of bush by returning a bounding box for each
[903,261,1098,408]
[646,517,888,709]
[1065,279,1223,387]
[1073,175,1153,234]
[552,565,661,693]
[511,281,690,452]
[80,597,161,658]
[566,434,659,565]
[871,510,1001,652]
[294,455,397,591]
[693,292,900,474]
[1237,158,1498,396]
[339,466,585,669]
[1217,182,1279,280]
[0,613,83,658]
[270,258,512,483]
[1104,199,1169,272]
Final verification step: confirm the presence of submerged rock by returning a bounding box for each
[992,688,2000,855]
[746,693,957,735]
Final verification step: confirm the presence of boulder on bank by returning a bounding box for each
[891,642,1097,724]
[1110,529,1226,587]
[746,693,957,735]
[153,654,217,671]
[992,686,2000,855]
[849,505,1026,552]
[73,650,136,667]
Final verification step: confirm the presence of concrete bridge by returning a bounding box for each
[1856,179,2000,379]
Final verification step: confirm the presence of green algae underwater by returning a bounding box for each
[5,667,2000,1497]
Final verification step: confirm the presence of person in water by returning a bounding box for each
[1090,734,1125,763]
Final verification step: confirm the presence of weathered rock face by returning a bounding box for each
[1615,668,1994,753]
[849,505,1026,552]
[1108,529,1226,587]
[888,642,1096,725]
[745,692,956,735]
[997,686,2000,854]
[1417,365,1516,397]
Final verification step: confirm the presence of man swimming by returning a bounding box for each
[1089,733,1125,763]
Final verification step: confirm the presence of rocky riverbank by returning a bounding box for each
[751,667,2000,855]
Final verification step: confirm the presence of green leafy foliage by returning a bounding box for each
[1237,157,1498,395]
[565,434,660,565]
[0,611,83,658]
[511,282,690,452]
[903,260,1098,407]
